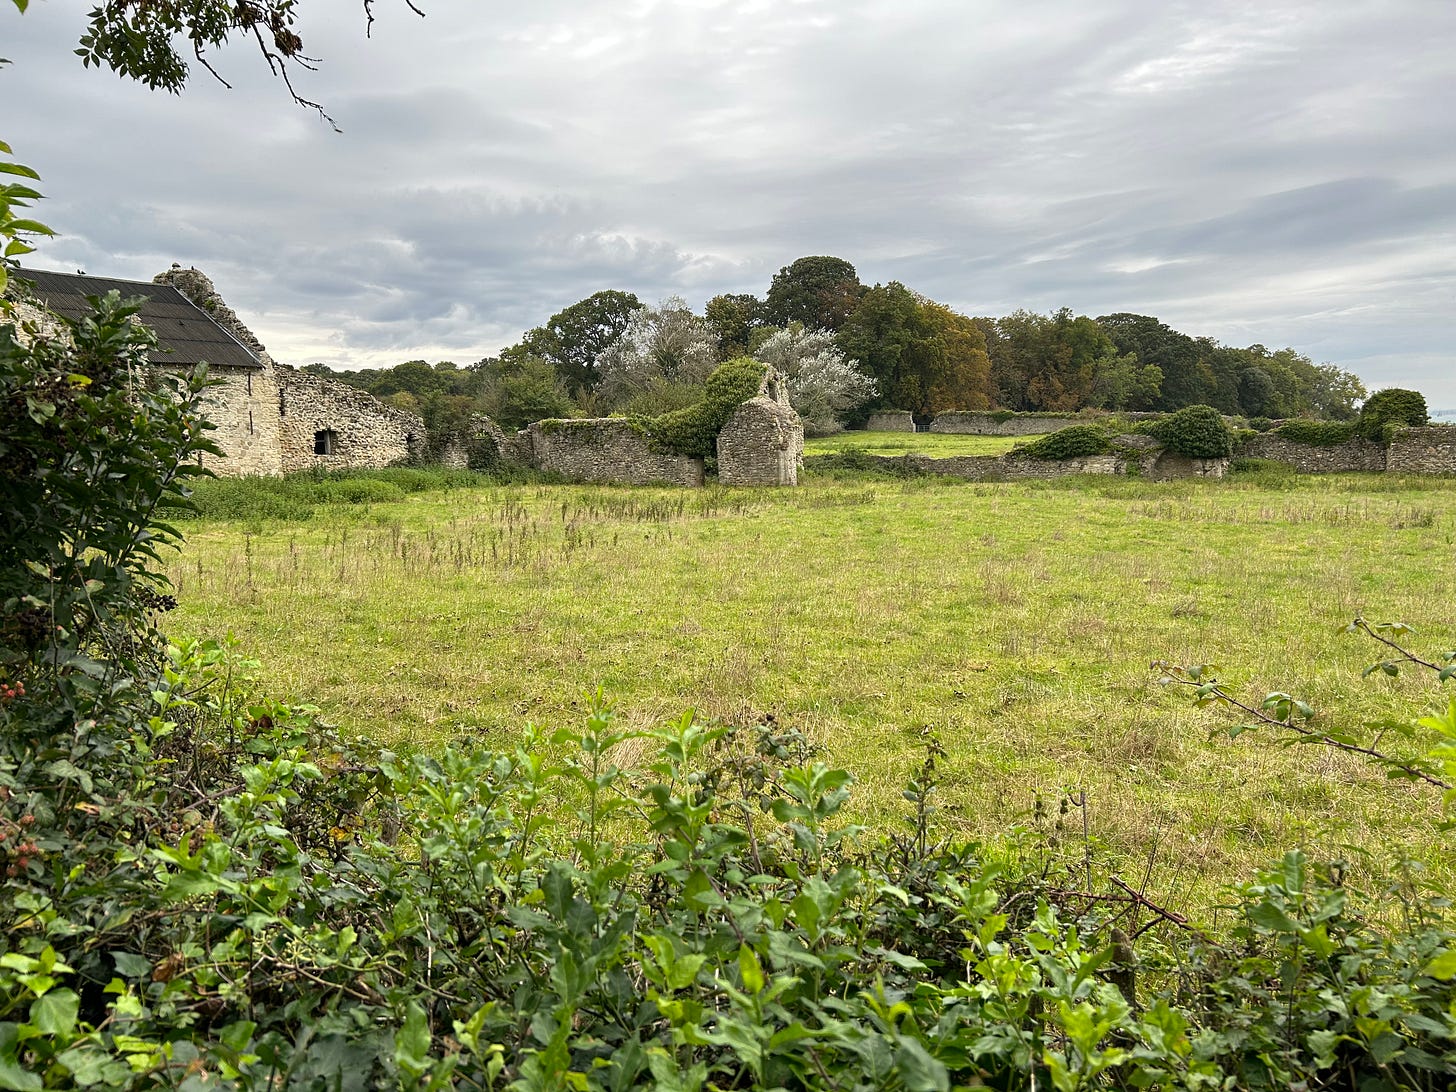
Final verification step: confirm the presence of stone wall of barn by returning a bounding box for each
[274,367,425,474]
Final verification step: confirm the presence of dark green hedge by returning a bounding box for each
[647,357,766,457]
[1357,387,1428,442]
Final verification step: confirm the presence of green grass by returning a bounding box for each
[164,469,1456,908]
[804,431,1022,457]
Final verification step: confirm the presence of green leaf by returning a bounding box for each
[394,1001,431,1077]
[737,945,764,994]
[0,1023,42,1091]
[1423,950,1456,980]
[30,989,79,1037]
[893,1038,950,1092]
[1247,901,1297,933]
[110,951,150,979]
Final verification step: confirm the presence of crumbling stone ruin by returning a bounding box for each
[12,265,423,478]
[716,367,803,486]
[513,419,706,486]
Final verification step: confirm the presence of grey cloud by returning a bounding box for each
[3,0,1454,398]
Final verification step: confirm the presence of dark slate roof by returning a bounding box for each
[14,267,262,369]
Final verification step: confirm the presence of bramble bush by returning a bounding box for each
[5,294,1456,1089]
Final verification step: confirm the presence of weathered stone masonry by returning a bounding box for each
[516,419,706,487]
[1385,428,1456,475]
[152,267,427,477]
[717,369,803,486]
[930,412,1080,436]
[864,410,916,432]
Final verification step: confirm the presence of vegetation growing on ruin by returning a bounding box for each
[1011,424,1115,461]
[1138,404,1236,458]
[644,357,768,457]
[1357,387,1430,442]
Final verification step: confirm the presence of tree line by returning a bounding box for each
[307,256,1368,436]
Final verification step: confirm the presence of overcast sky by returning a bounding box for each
[4,0,1454,405]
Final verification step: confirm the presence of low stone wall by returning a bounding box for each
[1149,454,1229,479]
[804,443,1230,482]
[811,452,1130,481]
[519,419,705,486]
[276,367,424,474]
[1387,427,1456,474]
[930,412,1079,435]
[718,398,803,486]
[1238,434,1386,473]
[864,411,916,432]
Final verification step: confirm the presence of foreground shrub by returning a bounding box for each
[7,293,1456,1090]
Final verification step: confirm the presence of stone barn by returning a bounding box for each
[12,266,423,477]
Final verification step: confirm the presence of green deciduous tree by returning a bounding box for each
[763,255,864,332]
[704,292,763,358]
[509,290,644,396]
[480,354,576,430]
[837,283,992,422]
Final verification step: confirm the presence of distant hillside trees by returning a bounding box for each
[320,252,1371,435]
[1098,313,1365,419]
[978,308,1129,412]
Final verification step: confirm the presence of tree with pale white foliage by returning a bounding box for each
[754,323,877,435]
[596,296,720,412]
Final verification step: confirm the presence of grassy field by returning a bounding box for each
[166,468,1456,909]
[803,431,1022,457]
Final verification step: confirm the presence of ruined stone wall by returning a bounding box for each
[153,267,271,360]
[864,411,916,432]
[718,398,803,486]
[815,452,1129,480]
[1149,454,1229,479]
[275,367,425,474]
[930,412,1079,435]
[1239,434,1387,472]
[520,419,705,486]
[195,364,283,477]
[1386,427,1456,474]
[6,298,68,341]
